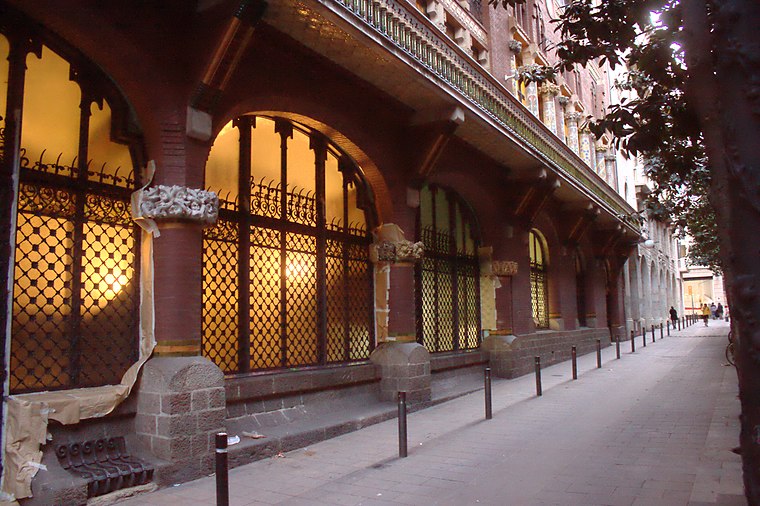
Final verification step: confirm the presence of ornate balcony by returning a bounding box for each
[266,0,640,234]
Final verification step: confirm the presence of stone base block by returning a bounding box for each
[370,342,431,403]
[135,356,225,472]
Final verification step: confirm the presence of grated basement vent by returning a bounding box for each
[56,437,154,497]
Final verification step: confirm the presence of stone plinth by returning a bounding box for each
[481,334,519,378]
[135,356,225,484]
[370,342,431,403]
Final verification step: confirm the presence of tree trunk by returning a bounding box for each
[682,0,760,502]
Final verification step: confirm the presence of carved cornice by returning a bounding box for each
[538,82,560,97]
[507,39,523,54]
[370,240,425,263]
[133,185,219,225]
[492,260,518,277]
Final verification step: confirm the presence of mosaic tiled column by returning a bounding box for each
[539,82,560,135]
[579,126,593,166]
[589,134,597,172]
[565,111,581,155]
[507,40,522,95]
[557,96,569,143]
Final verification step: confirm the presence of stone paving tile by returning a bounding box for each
[116,321,745,506]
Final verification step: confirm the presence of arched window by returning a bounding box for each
[575,251,587,327]
[529,229,549,329]
[2,19,143,393]
[202,116,376,373]
[416,185,481,352]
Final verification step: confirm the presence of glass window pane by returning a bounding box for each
[286,126,315,195]
[88,100,133,184]
[205,120,240,201]
[21,45,81,169]
[250,117,282,187]
[324,151,343,226]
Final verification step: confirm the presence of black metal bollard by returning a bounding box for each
[398,391,408,458]
[535,356,542,396]
[642,328,647,347]
[667,321,671,336]
[484,367,492,420]
[596,339,602,368]
[660,323,664,340]
[631,330,635,352]
[616,336,621,359]
[571,346,578,380]
[651,324,655,343]
[215,433,229,506]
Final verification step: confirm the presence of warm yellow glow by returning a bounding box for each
[88,100,133,181]
[205,120,240,200]
[0,34,9,123]
[325,151,343,225]
[21,45,81,167]
[286,126,315,194]
[250,117,281,185]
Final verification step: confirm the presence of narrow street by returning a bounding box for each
[117,320,743,506]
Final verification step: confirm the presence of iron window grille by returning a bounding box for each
[201,116,376,374]
[2,19,143,394]
[529,230,549,329]
[415,185,481,352]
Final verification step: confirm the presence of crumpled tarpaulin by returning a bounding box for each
[1,163,159,502]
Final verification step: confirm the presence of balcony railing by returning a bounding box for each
[334,0,637,227]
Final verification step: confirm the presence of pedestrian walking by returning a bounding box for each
[717,302,724,320]
[669,306,678,325]
[702,303,711,326]
[710,302,717,319]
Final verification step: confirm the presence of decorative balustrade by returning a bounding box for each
[333,0,637,228]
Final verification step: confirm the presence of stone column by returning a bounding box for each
[589,133,597,172]
[565,111,581,155]
[526,81,539,117]
[131,184,225,483]
[507,40,522,95]
[481,260,519,378]
[605,152,618,189]
[596,146,607,179]
[579,126,593,166]
[369,222,431,403]
[539,82,560,135]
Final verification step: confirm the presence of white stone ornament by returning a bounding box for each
[137,184,219,225]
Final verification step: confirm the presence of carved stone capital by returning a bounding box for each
[492,260,518,277]
[605,152,617,162]
[557,96,570,106]
[133,184,219,225]
[565,111,582,123]
[538,82,560,97]
[370,240,425,263]
[508,39,523,54]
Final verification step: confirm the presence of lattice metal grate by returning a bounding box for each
[11,168,139,393]
[417,226,480,353]
[201,140,374,374]
[531,266,549,329]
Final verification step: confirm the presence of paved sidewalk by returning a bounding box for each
[117,320,744,506]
